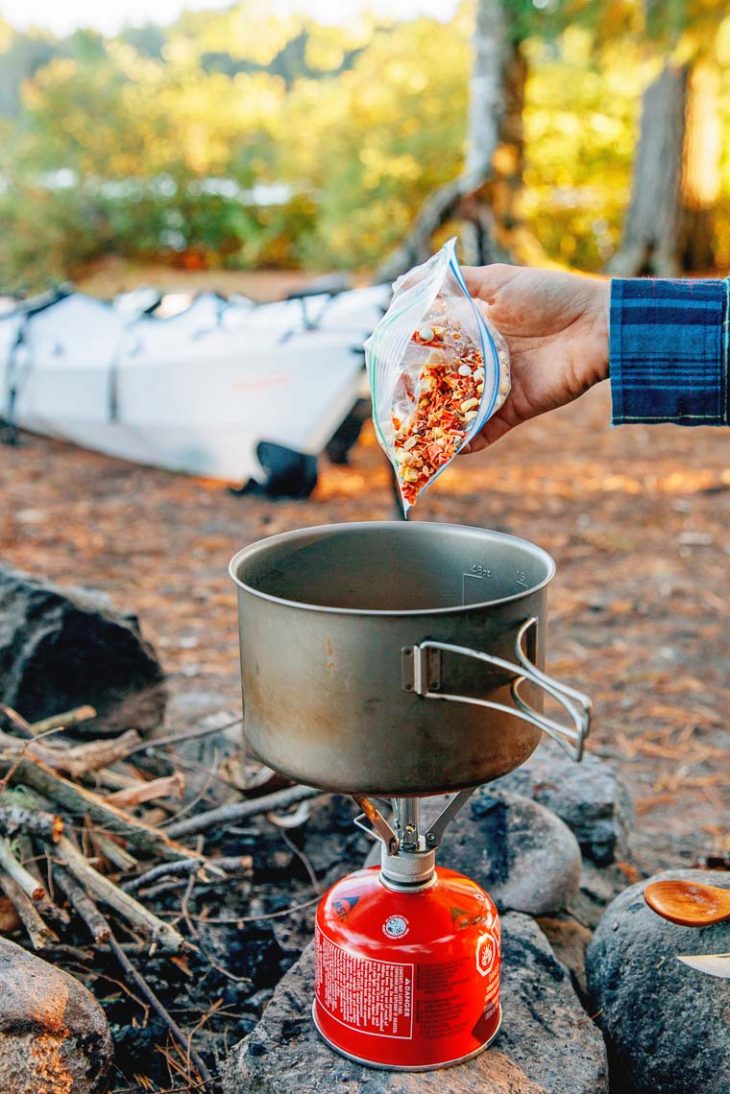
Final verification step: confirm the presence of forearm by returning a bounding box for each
[609,278,730,426]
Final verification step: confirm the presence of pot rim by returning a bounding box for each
[229,521,556,617]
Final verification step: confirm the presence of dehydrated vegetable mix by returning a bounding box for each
[365,239,510,511]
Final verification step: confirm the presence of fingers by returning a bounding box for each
[461,263,519,303]
[461,409,513,454]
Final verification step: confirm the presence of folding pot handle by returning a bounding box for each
[401,617,591,761]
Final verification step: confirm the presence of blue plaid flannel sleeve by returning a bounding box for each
[609,277,730,426]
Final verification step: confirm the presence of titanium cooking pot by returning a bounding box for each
[230,522,590,795]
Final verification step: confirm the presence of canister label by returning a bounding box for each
[316,930,414,1038]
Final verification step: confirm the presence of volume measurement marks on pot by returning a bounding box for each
[462,564,492,605]
[462,564,528,605]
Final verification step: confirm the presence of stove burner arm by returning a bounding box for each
[424,788,475,848]
[353,795,400,854]
[403,618,591,762]
[352,788,476,859]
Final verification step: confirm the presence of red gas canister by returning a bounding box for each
[313,865,501,1070]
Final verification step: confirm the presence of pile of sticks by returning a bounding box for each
[0,702,323,1090]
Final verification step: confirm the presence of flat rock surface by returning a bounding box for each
[586,869,730,1094]
[0,937,113,1094]
[223,912,608,1094]
[438,788,583,916]
[493,739,633,865]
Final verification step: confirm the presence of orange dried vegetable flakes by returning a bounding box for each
[394,324,485,506]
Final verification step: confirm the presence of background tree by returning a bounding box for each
[1,1,729,291]
[609,0,724,275]
[375,0,527,280]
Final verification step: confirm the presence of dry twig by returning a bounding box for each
[107,773,185,809]
[0,836,45,900]
[165,784,323,839]
[54,836,186,953]
[122,855,252,895]
[0,875,58,949]
[0,728,142,778]
[29,705,97,735]
[52,863,111,944]
[0,706,35,739]
[0,804,63,842]
[91,831,138,872]
[10,757,202,862]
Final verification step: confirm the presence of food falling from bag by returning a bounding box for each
[365,238,510,512]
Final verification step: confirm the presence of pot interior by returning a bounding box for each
[232,522,553,613]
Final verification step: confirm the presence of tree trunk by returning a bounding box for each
[465,0,508,179]
[679,65,720,272]
[609,63,690,276]
[376,0,523,282]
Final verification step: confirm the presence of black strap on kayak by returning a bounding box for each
[1,319,26,446]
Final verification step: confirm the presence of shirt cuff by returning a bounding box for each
[609,277,730,426]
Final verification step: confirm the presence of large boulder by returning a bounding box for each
[586,869,730,1094]
[0,564,166,735]
[493,740,633,866]
[0,937,113,1094]
[223,912,608,1094]
[439,788,583,916]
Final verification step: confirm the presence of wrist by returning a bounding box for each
[586,278,610,386]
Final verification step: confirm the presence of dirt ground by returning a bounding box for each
[75,256,361,302]
[1,382,728,875]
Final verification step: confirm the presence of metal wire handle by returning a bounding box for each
[402,617,591,761]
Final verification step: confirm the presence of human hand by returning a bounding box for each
[461,264,610,452]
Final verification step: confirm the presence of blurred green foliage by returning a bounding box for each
[0,2,728,291]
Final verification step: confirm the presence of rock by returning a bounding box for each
[570,861,628,930]
[493,740,633,865]
[0,563,166,735]
[0,937,113,1094]
[223,913,607,1094]
[497,913,608,1093]
[439,788,583,915]
[536,913,593,999]
[586,869,730,1094]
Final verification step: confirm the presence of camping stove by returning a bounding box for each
[313,792,501,1068]
[230,522,591,1070]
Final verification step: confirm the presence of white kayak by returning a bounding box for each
[0,285,388,488]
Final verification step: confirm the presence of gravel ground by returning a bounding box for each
[1,382,728,874]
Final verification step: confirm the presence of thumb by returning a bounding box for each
[461,263,518,303]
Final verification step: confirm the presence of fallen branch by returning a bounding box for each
[106,773,185,809]
[166,784,324,840]
[29,705,97,736]
[0,835,45,900]
[122,854,252,895]
[10,757,202,862]
[0,728,142,778]
[15,832,70,931]
[91,831,138,872]
[54,836,186,953]
[0,706,34,740]
[52,864,110,944]
[0,875,58,949]
[0,804,63,842]
[55,729,142,777]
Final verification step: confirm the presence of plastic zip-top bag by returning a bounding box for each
[365,238,510,512]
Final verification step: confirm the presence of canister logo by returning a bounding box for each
[382,914,409,939]
[475,933,498,977]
